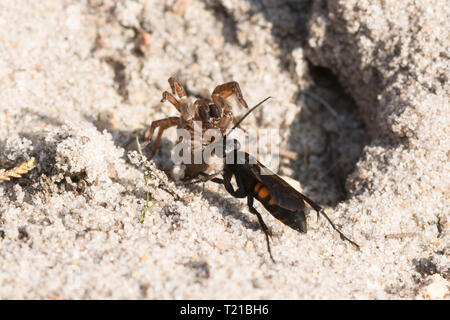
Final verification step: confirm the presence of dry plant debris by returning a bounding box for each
[0,157,37,181]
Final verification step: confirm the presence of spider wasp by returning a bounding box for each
[143,79,359,261]
[193,99,360,262]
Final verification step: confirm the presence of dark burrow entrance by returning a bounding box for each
[284,64,369,206]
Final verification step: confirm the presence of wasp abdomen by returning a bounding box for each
[253,182,276,205]
[253,182,307,233]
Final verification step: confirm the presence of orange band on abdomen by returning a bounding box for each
[257,186,270,199]
[253,182,263,194]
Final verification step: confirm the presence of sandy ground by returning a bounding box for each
[0,0,448,299]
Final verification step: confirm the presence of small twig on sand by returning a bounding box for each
[0,157,37,181]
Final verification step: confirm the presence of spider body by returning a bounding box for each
[144,77,248,178]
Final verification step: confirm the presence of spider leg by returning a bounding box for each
[212,81,249,109]
[217,111,233,133]
[211,93,233,115]
[161,91,181,112]
[231,117,247,133]
[211,94,247,133]
[141,117,179,158]
[210,95,235,133]
[168,77,186,99]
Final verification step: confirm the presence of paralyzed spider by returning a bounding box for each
[142,77,249,178]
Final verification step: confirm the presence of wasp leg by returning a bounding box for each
[297,193,322,212]
[247,196,275,263]
[183,172,222,185]
[212,81,249,109]
[211,177,224,184]
[296,193,322,222]
[297,193,359,248]
[317,210,360,249]
[141,117,179,158]
[221,171,247,198]
[220,172,275,261]
[168,77,186,99]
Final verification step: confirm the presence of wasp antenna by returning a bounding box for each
[224,96,272,138]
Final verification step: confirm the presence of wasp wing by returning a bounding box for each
[247,160,359,248]
[248,162,315,212]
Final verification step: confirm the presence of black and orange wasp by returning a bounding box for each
[194,97,360,262]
